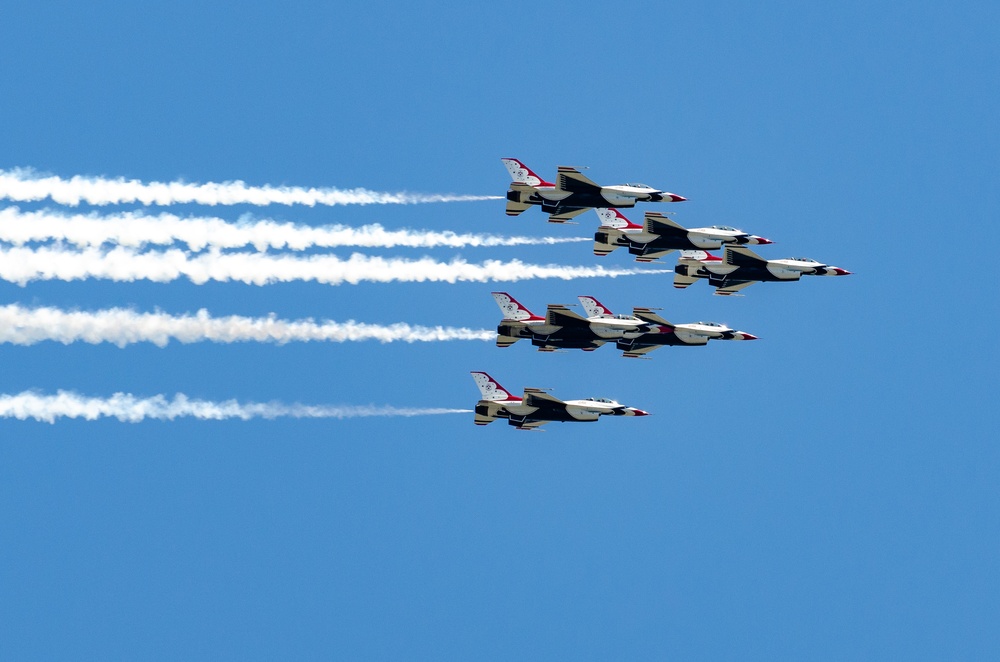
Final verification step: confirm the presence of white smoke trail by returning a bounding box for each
[0,390,471,423]
[0,168,500,207]
[0,304,493,347]
[0,245,668,286]
[0,207,587,251]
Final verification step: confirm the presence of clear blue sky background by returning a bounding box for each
[1,1,997,659]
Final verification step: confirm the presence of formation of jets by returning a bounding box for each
[491,292,756,357]
[473,159,851,430]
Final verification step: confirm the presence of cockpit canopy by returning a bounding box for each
[710,225,741,232]
[789,257,819,263]
[695,321,723,327]
[623,183,652,189]
[585,397,618,405]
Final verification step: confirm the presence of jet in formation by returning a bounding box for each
[501,158,686,223]
[492,292,756,356]
[592,208,772,262]
[471,371,649,430]
[675,246,852,296]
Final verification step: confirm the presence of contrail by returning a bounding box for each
[0,168,500,207]
[0,303,493,347]
[0,390,472,423]
[0,207,587,251]
[0,245,669,286]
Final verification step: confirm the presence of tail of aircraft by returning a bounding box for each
[578,296,614,318]
[471,372,520,403]
[594,208,642,230]
[505,182,536,216]
[492,292,542,348]
[492,292,541,321]
[501,158,553,187]
[593,209,637,256]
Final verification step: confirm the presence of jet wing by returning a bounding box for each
[556,166,601,193]
[546,304,589,327]
[632,308,673,327]
[634,248,677,262]
[523,389,566,410]
[715,280,757,296]
[643,212,686,236]
[548,208,588,223]
[511,419,549,430]
[725,246,768,267]
[621,344,662,359]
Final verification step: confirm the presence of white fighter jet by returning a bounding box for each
[592,208,772,262]
[492,292,662,352]
[611,308,758,358]
[674,246,852,296]
[501,158,686,223]
[471,371,649,430]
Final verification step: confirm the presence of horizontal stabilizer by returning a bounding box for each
[505,200,531,216]
[496,334,521,348]
[474,413,497,426]
[674,273,698,289]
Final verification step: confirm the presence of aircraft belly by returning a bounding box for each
[688,234,725,249]
[622,332,685,347]
[673,330,710,345]
[565,406,601,421]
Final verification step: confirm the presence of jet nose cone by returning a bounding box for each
[833,267,852,276]
[629,408,650,417]
[738,332,759,341]
[752,236,774,245]
[667,193,687,202]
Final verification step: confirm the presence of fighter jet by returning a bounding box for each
[592,208,773,262]
[613,307,758,358]
[471,371,649,430]
[674,246,852,296]
[501,158,686,223]
[492,292,664,352]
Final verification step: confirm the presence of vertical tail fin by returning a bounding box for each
[492,292,542,321]
[594,208,642,230]
[501,158,554,187]
[471,372,520,402]
[578,296,614,318]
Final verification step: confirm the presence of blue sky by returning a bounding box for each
[1,1,997,659]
